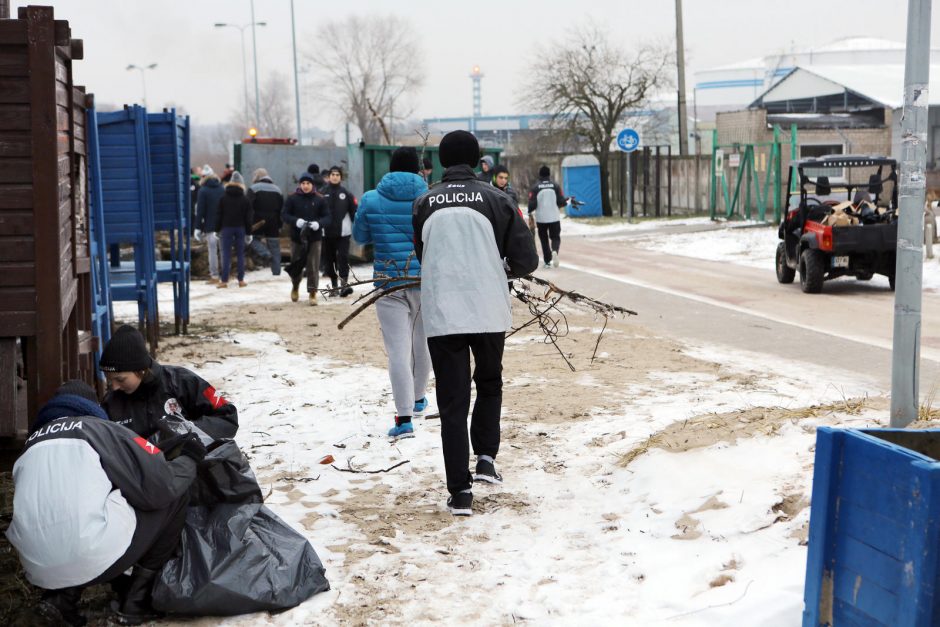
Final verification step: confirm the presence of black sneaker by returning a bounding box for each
[447,490,473,516]
[473,458,503,484]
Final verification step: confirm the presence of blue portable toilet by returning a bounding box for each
[561,155,602,217]
[147,110,191,335]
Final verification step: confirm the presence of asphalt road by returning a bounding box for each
[546,229,940,399]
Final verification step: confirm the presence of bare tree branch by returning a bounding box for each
[308,15,424,144]
[519,23,673,216]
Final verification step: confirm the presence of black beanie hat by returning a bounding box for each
[307,163,320,175]
[99,324,152,373]
[389,146,420,174]
[539,165,550,178]
[439,130,480,168]
[55,379,99,403]
[492,163,509,178]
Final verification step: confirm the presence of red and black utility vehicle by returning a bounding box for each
[776,155,898,293]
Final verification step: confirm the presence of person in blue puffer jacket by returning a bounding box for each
[352,146,432,440]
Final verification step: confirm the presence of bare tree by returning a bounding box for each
[230,72,295,138]
[520,23,672,216]
[308,15,424,145]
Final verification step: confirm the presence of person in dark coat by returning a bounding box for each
[7,380,205,626]
[213,171,253,287]
[190,167,201,234]
[247,168,284,275]
[194,167,225,283]
[478,155,494,183]
[100,324,239,441]
[491,163,519,206]
[412,130,539,516]
[320,166,358,297]
[282,171,332,305]
[307,163,326,190]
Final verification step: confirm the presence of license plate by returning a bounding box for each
[832,256,849,268]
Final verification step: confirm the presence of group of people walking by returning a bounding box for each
[193,163,358,302]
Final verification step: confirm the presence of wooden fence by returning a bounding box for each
[0,7,93,439]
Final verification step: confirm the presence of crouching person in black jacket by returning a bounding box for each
[6,380,206,626]
[100,324,238,441]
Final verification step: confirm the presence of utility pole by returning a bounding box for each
[890,0,932,427]
[290,0,302,143]
[250,0,261,128]
[675,0,689,156]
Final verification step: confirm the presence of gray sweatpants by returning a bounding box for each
[375,288,432,417]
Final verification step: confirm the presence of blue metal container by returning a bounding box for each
[147,110,191,334]
[803,427,940,626]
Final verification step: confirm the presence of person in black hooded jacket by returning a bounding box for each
[247,168,284,276]
[282,171,332,305]
[100,325,238,442]
[320,165,358,297]
[213,171,254,287]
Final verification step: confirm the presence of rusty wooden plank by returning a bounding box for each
[0,21,28,44]
[0,49,29,77]
[60,276,76,332]
[0,78,29,103]
[0,159,30,183]
[56,104,68,131]
[27,5,64,408]
[0,311,35,335]
[0,133,30,157]
[0,184,31,207]
[0,236,32,261]
[54,81,68,106]
[0,338,16,438]
[0,104,30,130]
[0,287,36,311]
[0,261,33,287]
[52,21,70,46]
[0,211,33,234]
[54,57,67,83]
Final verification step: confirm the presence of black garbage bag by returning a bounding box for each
[150,417,330,616]
[151,503,330,616]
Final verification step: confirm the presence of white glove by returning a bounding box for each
[296,218,306,229]
[245,235,253,244]
[308,221,319,231]
[193,229,203,242]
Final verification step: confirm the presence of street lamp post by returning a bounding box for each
[214,20,266,126]
[126,63,157,108]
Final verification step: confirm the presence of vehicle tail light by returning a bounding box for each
[822,231,832,250]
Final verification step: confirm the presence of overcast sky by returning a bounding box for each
[13,0,939,135]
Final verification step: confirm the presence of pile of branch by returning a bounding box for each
[333,260,637,371]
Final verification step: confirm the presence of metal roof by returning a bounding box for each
[753,65,940,109]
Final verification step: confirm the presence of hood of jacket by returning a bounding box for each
[224,182,245,196]
[203,177,221,189]
[377,171,428,202]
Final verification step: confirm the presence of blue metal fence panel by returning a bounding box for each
[147,110,191,333]
[803,428,940,626]
[97,105,159,350]
[562,165,602,217]
[85,102,113,379]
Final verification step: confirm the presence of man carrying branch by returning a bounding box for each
[413,130,538,516]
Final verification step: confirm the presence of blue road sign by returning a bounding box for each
[617,128,640,153]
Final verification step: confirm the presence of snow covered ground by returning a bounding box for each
[111,220,911,625]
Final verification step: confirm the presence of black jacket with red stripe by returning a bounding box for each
[102,362,238,441]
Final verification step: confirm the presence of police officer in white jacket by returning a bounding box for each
[6,381,205,626]
[413,130,538,516]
